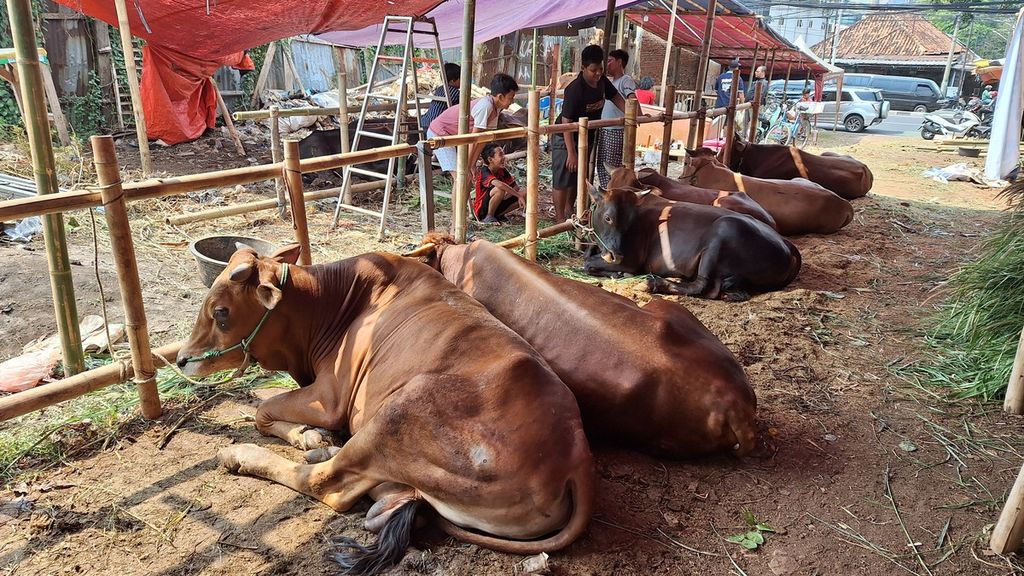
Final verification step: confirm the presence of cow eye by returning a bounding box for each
[213,307,229,328]
[604,215,613,223]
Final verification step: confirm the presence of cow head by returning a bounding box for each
[587,180,647,265]
[605,164,641,190]
[402,232,458,270]
[679,151,719,184]
[176,243,302,377]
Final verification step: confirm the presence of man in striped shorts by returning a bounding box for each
[597,50,637,188]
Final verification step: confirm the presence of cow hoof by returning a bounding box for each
[646,277,665,293]
[300,427,332,450]
[218,443,266,475]
[304,446,341,463]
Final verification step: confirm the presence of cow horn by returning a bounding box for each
[402,242,437,258]
[635,188,653,197]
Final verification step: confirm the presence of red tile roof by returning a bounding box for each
[811,12,978,63]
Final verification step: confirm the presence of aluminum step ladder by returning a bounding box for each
[332,16,451,240]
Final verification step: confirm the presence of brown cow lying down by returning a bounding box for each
[176,245,594,575]
[406,235,758,459]
[682,148,854,236]
[582,182,801,300]
[606,165,777,230]
[722,138,873,200]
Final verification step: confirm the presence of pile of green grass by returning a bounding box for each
[0,358,294,484]
[904,183,1024,400]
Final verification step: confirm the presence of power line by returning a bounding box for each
[753,1,1024,14]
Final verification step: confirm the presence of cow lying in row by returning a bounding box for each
[606,165,777,230]
[682,149,854,236]
[176,245,594,575]
[723,138,873,200]
[582,181,801,300]
[406,235,758,458]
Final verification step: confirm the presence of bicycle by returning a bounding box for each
[753,93,785,143]
[764,101,812,148]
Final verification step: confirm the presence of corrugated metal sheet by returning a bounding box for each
[41,1,95,97]
[811,13,979,62]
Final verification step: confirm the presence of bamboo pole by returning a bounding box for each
[214,82,246,156]
[334,47,353,204]
[721,73,740,166]
[269,106,286,218]
[549,43,560,127]
[283,140,312,266]
[112,0,152,176]
[0,342,182,423]
[575,117,589,251]
[165,177,412,226]
[748,44,759,86]
[454,0,477,243]
[90,135,161,419]
[622,97,638,170]
[660,85,676,176]
[1004,325,1024,414]
[601,0,615,59]
[783,62,792,98]
[531,29,539,86]
[251,41,276,108]
[499,220,574,249]
[659,0,679,108]
[525,90,540,261]
[428,127,527,148]
[991,461,1024,554]
[686,0,717,150]
[747,81,763,142]
[7,0,85,376]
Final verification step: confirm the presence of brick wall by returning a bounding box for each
[630,34,716,93]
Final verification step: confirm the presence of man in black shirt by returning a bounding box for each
[551,44,627,223]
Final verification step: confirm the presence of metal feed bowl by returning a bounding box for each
[189,235,278,288]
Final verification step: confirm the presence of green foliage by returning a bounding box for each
[727,510,775,550]
[63,71,105,137]
[926,8,1016,60]
[238,43,270,111]
[0,0,48,129]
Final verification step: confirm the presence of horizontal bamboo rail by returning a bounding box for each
[233,101,427,121]
[0,342,182,422]
[497,220,575,249]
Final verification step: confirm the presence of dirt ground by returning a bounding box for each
[2,128,1024,576]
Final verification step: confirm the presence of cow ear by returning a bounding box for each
[256,281,283,310]
[684,148,699,158]
[270,243,302,265]
[586,180,603,203]
[603,162,621,176]
[229,262,254,283]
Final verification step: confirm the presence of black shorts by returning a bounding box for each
[550,132,596,189]
[476,190,518,219]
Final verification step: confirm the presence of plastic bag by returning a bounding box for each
[4,216,42,242]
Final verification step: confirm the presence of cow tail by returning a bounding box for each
[329,500,421,575]
[437,467,595,555]
[782,238,802,286]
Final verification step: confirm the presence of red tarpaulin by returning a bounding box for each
[141,45,253,145]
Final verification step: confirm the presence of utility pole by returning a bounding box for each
[830,7,844,65]
[940,13,962,97]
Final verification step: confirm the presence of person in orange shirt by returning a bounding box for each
[634,76,656,105]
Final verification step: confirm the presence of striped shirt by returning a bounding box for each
[420,85,460,129]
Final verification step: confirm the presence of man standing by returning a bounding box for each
[714,58,745,133]
[551,45,626,223]
[597,49,637,187]
[420,62,461,131]
[746,65,768,105]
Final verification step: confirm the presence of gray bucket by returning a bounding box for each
[189,235,278,288]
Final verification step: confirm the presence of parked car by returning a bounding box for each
[767,79,813,102]
[837,73,942,112]
[818,87,890,132]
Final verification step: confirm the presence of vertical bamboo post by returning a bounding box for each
[525,90,540,261]
[282,140,312,266]
[1003,325,1024,414]
[213,82,246,156]
[991,461,1024,554]
[721,71,740,167]
[531,29,539,87]
[549,43,560,127]
[659,0,679,108]
[748,81,763,142]
[622,97,638,170]
[454,0,477,243]
[90,136,161,419]
[575,117,589,251]
[748,44,760,85]
[660,85,676,176]
[112,0,152,176]
[686,0,717,150]
[767,49,777,84]
[417,141,435,233]
[601,0,615,59]
[783,62,792,98]
[269,106,286,218]
[7,0,85,376]
[334,47,353,204]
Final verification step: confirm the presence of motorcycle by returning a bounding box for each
[920,109,990,140]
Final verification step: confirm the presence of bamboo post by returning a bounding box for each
[659,0,679,108]
[525,90,540,261]
[269,106,286,218]
[601,0,615,59]
[90,135,161,419]
[7,0,85,376]
[531,29,539,86]
[575,117,589,251]
[213,81,246,156]
[748,81,763,142]
[748,44,760,85]
[1003,325,1024,414]
[112,0,152,176]
[991,461,1024,554]
[722,74,740,167]
[282,140,312,265]
[334,47,353,204]
[453,0,477,243]
[660,85,676,176]
[622,97,638,170]
[549,43,560,127]
[417,141,435,233]
[686,0,717,150]
[783,63,792,98]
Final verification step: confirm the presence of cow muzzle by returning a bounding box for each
[602,251,621,264]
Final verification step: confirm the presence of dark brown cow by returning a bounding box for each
[581,182,801,300]
[407,236,757,459]
[681,149,854,236]
[722,138,873,200]
[176,245,594,575]
[606,165,777,230]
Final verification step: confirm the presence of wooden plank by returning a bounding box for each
[39,63,70,146]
